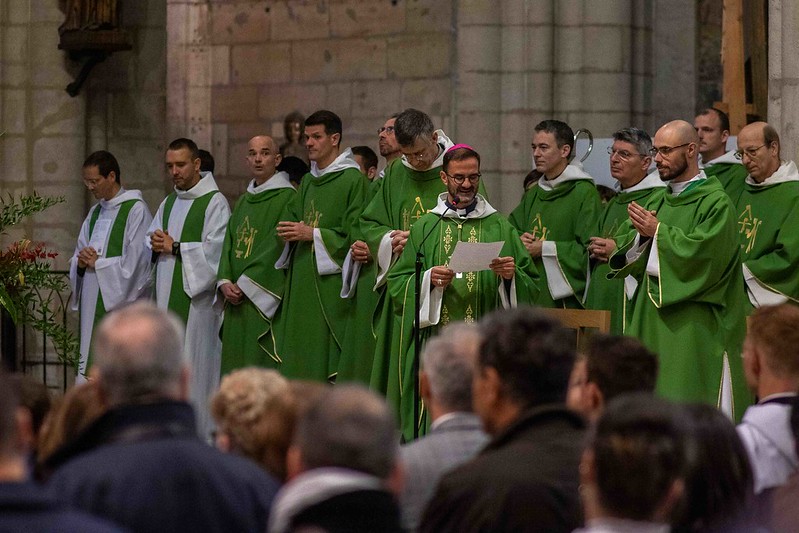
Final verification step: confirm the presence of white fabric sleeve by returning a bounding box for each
[743,263,789,307]
[497,276,517,309]
[274,242,293,269]
[94,202,154,311]
[144,201,165,251]
[238,274,281,319]
[181,194,231,299]
[374,230,395,289]
[68,214,92,311]
[644,224,662,277]
[624,275,639,300]
[313,228,342,275]
[419,268,444,328]
[340,250,361,298]
[541,241,574,300]
[625,233,650,264]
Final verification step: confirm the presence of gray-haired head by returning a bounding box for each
[422,323,481,412]
[93,301,186,407]
[394,108,435,148]
[612,127,653,158]
[294,384,398,479]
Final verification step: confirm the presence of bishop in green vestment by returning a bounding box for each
[584,128,665,334]
[218,136,295,375]
[734,122,799,309]
[509,120,601,309]
[274,111,367,382]
[387,145,539,441]
[609,120,750,420]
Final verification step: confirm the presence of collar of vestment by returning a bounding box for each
[247,171,294,194]
[667,171,706,196]
[310,148,361,178]
[702,150,740,167]
[431,193,496,219]
[745,160,799,187]
[618,169,667,194]
[99,187,143,209]
[269,467,384,533]
[175,171,219,199]
[536,162,594,191]
[482,403,585,453]
[400,129,454,170]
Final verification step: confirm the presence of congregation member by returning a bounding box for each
[694,107,748,202]
[609,120,749,419]
[274,110,367,382]
[217,135,294,374]
[738,304,799,494]
[48,302,280,533]
[147,137,230,439]
[509,119,601,308]
[0,371,120,532]
[734,121,799,309]
[377,112,402,176]
[351,145,379,181]
[211,367,296,482]
[346,109,460,388]
[400,323,488,531]
[576,395,691,533]
[420,307,584,533]
[69,150,152,383]
[566,333,658,422]
[269,385,403,533]
[387,145,538,440]
[584,127,665,333]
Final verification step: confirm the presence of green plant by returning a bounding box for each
[0,192,79,369]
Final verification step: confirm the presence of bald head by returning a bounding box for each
[247,135,282,185]
[737,122,781,183]
[653,120,700,183]
[93,302,187,407]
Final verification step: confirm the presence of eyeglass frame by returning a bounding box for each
[734,144,768,160]
[607,147,648,160]
[377,126,395,135]
[648,142,692,157]
[443,172,481,185]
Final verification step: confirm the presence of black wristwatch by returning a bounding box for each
[171,241,181,257]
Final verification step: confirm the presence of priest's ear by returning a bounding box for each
[330,132,341,148]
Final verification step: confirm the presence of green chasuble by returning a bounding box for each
[337,177,384,384]
[609,176,751,420]
[584,172,665,334]
[703,152,748,204]
[509,164,601,309]
[218,173,295,375]
[386,194,539,441]
[735,161,799,309]
[360,156,489,394]
[272,150,368,382]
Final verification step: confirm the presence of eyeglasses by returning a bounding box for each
[444,172,481,185]
[377,126,395,135]
[648,143,691,157]
[607,147,646,160]
[734,144,767,160]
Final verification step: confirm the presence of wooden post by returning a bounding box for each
[722,0,746,133]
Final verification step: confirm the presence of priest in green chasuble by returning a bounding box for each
[694,108,748,203]
[387,144,539,440]
[734,121,799,309]
[217,135,295,375]
[609,120,750,420]
[584,127,665,334]
[509,119,601,309]
[273,110,368,382]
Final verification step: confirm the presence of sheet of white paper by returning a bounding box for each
[89,219,111,256]
[448,241,504,272]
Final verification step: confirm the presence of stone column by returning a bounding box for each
[768,0,799,162]
[652,0,697,128]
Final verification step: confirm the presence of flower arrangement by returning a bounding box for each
[0,191,79,369]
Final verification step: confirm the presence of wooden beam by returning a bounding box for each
[722,0,746,133]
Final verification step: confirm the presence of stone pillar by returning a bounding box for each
[652,0,697,128]
[768,0,799,162]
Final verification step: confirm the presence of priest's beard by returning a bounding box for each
[657,155,689,182]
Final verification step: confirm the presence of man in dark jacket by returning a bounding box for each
[420,306,585,533]
[47,302,280,533]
